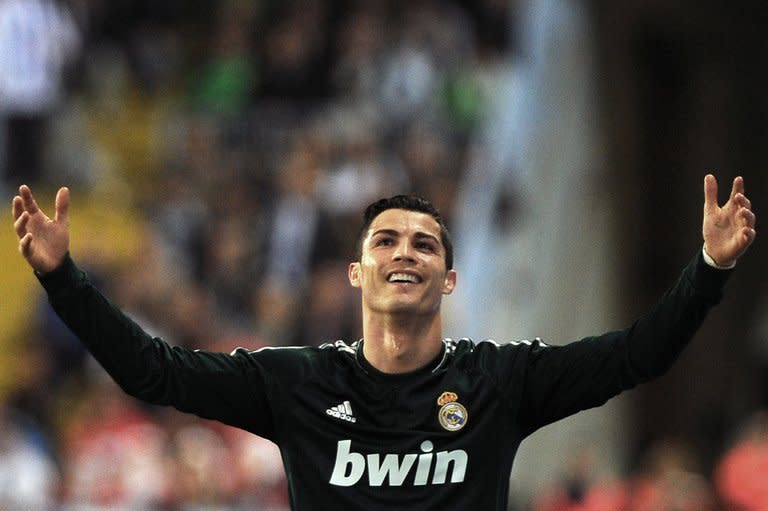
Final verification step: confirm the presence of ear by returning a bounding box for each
[348,262,362,288]
[442,269,457,295]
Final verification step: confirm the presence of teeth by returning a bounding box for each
[388,273,420,283]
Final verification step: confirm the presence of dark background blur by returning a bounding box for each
[593,0,767,463]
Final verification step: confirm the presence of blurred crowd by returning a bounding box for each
[1,0,767,509]
[531,413,768,511]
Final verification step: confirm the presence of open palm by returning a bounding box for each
[12,185,71,274]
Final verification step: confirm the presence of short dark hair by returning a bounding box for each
[355,195,454,270]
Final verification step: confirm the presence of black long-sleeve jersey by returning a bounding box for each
[38,251,731,510]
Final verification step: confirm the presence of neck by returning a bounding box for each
[361,311,443,374]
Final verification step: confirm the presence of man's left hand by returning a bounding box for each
[703,174,757,267]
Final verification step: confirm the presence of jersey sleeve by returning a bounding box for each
[511,251,732,435]
[37,255,279,439]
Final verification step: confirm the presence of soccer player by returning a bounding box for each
[11,175,756,510]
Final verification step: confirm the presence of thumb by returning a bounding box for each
[703,174,719,214]
[54,187,70,224]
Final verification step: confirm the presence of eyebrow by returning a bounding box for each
[370,229,441,245]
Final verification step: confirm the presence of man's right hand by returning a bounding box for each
[12,185,71,274]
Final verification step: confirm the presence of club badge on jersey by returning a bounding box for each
[437,391,468,432]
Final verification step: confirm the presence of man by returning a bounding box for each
[11,176,756,510]
[0,0,81,186]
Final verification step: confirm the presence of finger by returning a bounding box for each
[740,208,756,228]
[19,185,40,215]
[704,174,719,213]
[14,211,29,239]
[54,187,70,224]
[19,233,33,258]
[730,176,745,200]
[12,195,24,221]
[742,226,757,245]
[735,193,752,211]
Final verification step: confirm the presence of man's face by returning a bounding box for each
[348,208,457,317]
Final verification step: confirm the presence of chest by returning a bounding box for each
[274,367,520,488]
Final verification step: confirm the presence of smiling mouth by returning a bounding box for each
[387,272,422,284]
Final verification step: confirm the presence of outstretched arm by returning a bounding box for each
[703,174,757,267]
[12,185,70,274]
[518,174,755,432]
[11,185,276,436]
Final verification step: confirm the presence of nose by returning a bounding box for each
[393,240,415,262]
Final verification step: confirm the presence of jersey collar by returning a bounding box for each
[354,339,449,383]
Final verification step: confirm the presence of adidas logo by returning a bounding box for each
[326,400,357,423]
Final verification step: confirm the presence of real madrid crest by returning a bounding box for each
[437,391,468,432]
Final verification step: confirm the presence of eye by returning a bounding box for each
[375,237,393,247]
[415,241,436,252]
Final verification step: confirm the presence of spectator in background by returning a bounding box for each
[0,405,59,508]
[255,138,332,344]
[317,123,406,221]
[56,378,169,507]
[0,0,81,187]
[532,444,627,511]
[715,411,768,510]
[534,438,718,511]
[626,439,717,511]
[189,1,259,116]
[397,121,460,217]
[332,2,388,102]
[258,0,333,102]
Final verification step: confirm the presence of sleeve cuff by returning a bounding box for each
[690,249,734,301]
[702,246,736,270]
[35,253,88,296]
